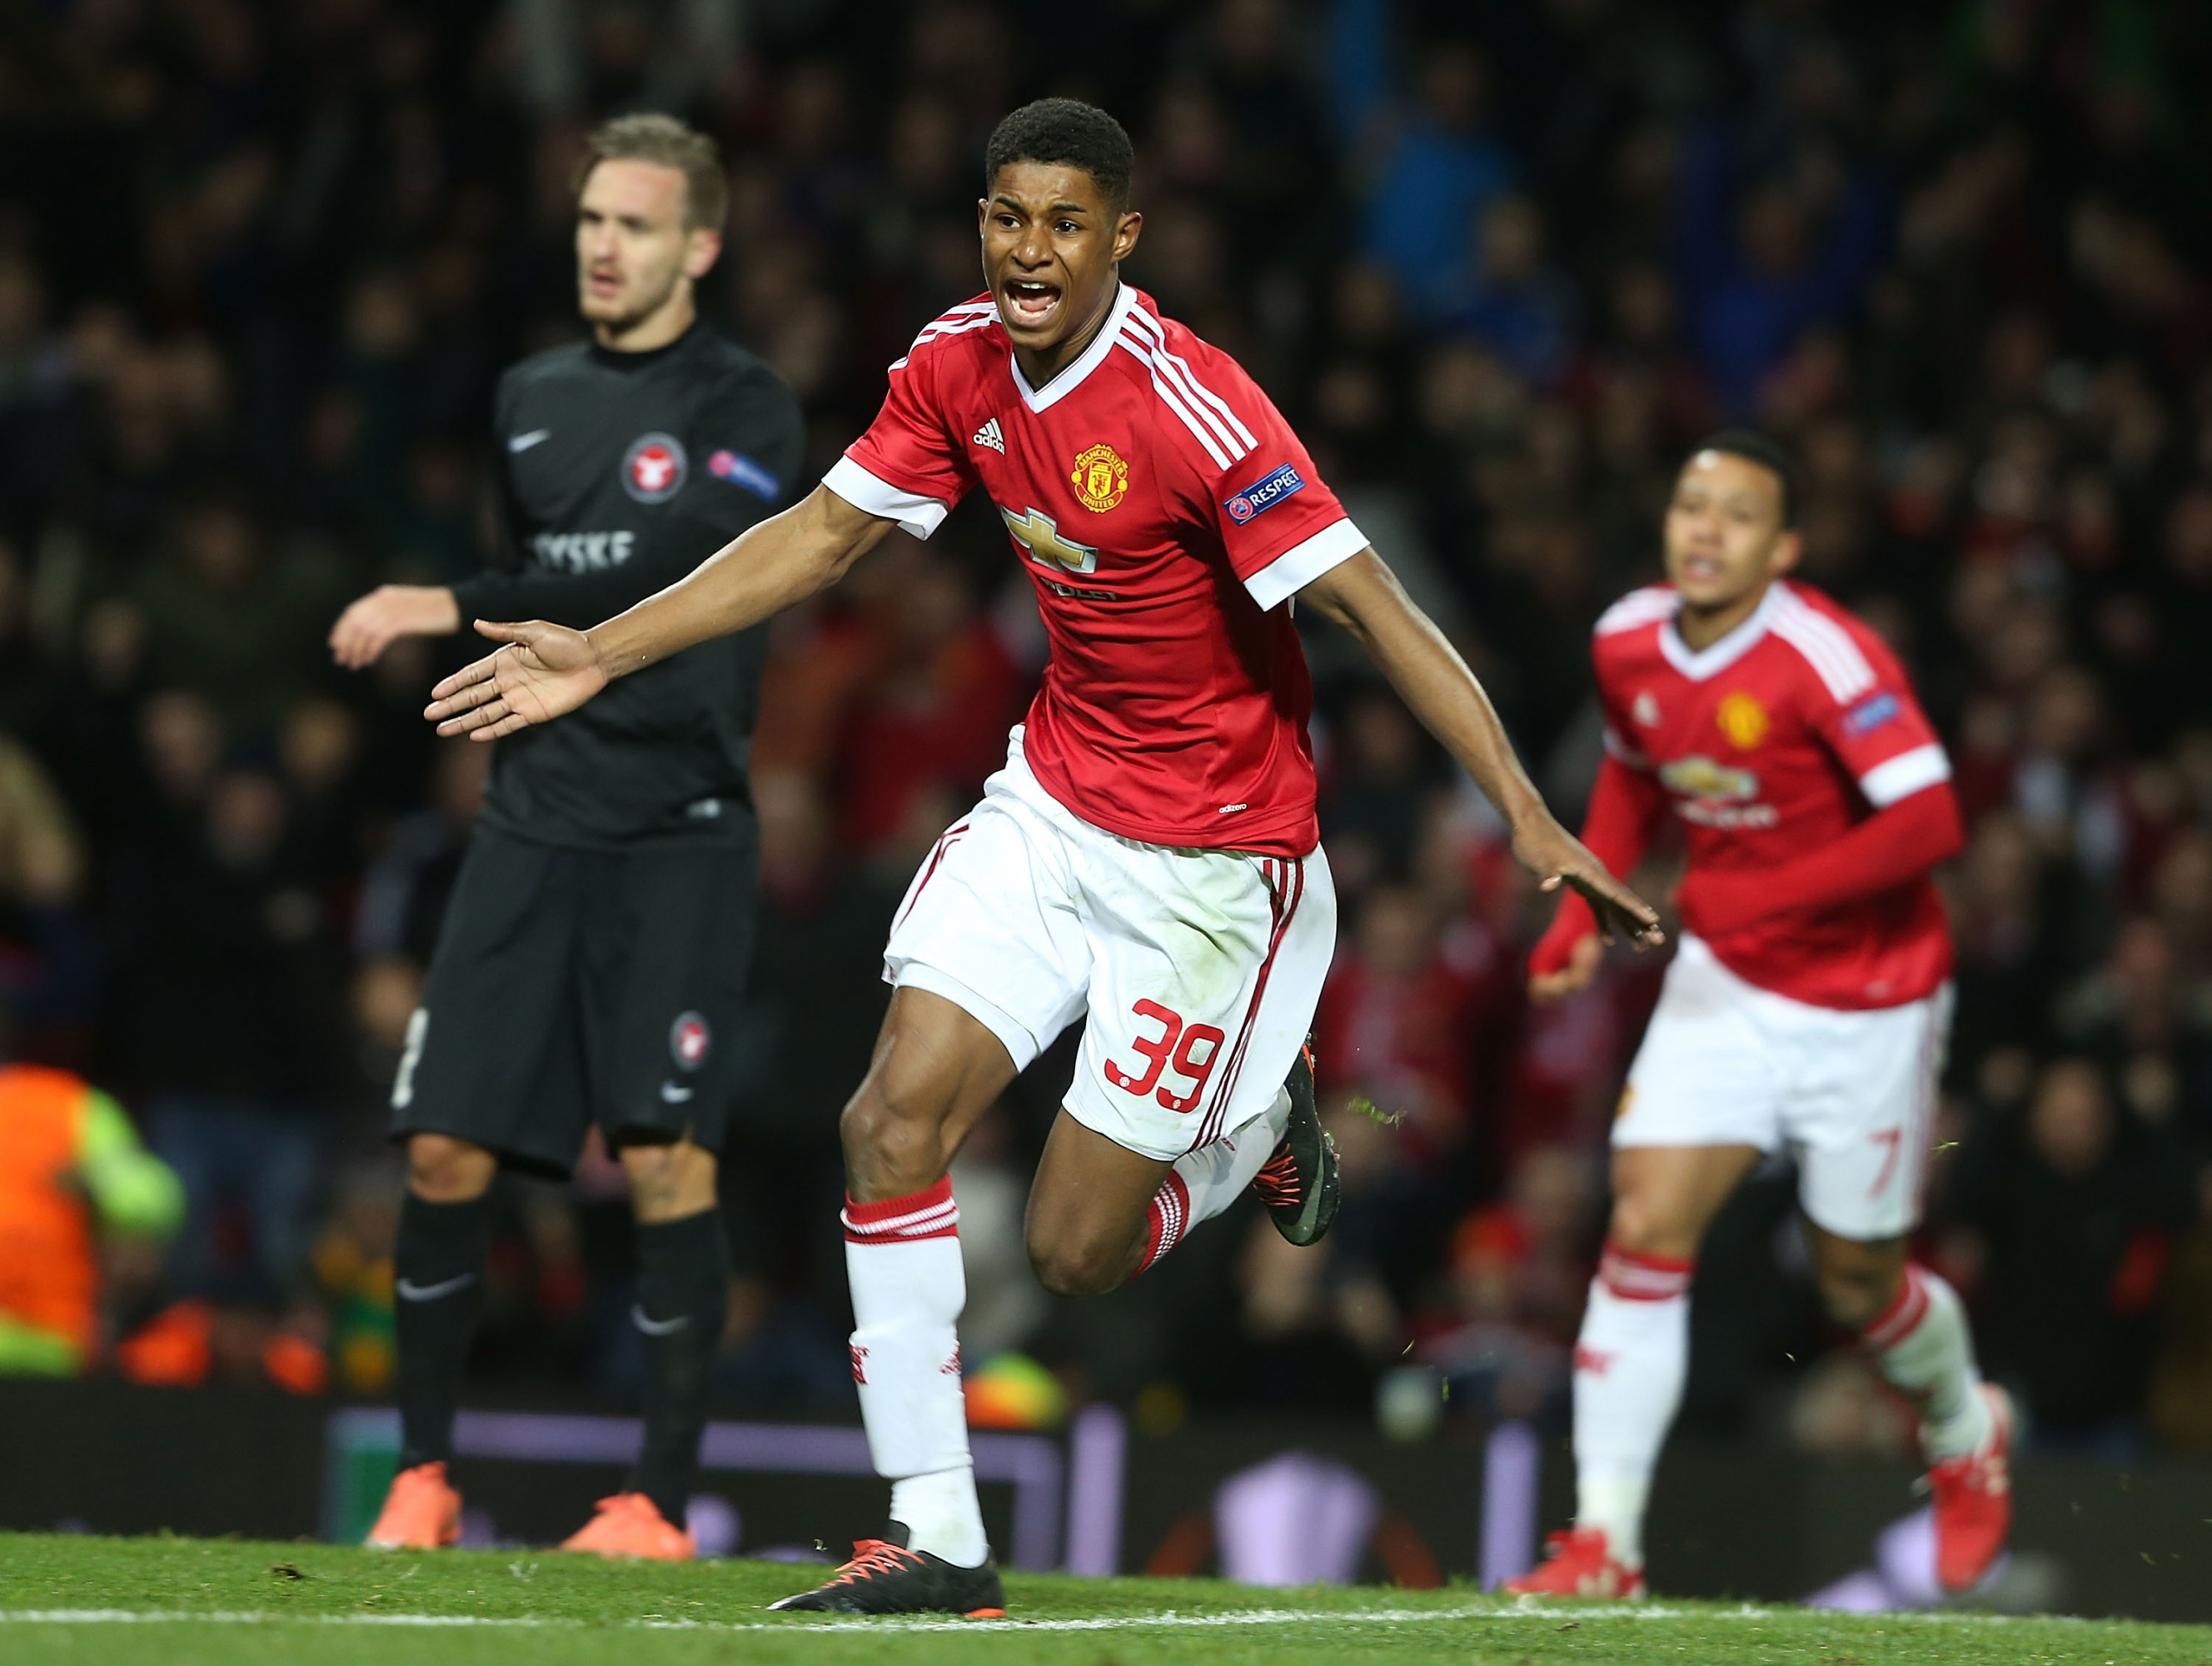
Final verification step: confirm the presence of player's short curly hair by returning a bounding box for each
[984,98,1135,212]
[1694,428,1799,526]
[573,112,728,232]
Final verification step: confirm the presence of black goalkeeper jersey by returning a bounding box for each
[452,322,804,850]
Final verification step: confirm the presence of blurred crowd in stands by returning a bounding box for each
[1,0,2210,1462]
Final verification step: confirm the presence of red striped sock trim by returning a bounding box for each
[843,1177,959,1244]
[1129,1173,1191,1280]
[1598,1240,1695,1301]
[1861,1264,1931,1352]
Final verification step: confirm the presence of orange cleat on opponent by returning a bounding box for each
[1930,1384,2013,1593]
[559,1492,696,1561]
[1502,1527,1647,1599]
[364,1460,462,1550]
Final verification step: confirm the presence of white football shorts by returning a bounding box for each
[1614,934,1951,1240]
[882,731,1337,1162]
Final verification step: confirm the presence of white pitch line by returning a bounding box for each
[0,1611,560,1627]
[0,1603,2039,1634]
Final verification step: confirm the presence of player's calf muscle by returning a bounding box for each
[1027,1245,1136,1298]
[1024,1212,1145,1297]
[1022,1112,1171,1296]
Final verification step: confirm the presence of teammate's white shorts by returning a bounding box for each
[882,731,1337,1162]
[1614,934,1951,1240]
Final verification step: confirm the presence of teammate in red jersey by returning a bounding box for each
[1508,434,2010,1601]
[425,98,1660,1614]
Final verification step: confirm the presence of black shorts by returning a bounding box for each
[390,828,759,1177]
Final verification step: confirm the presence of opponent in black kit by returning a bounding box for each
[330,113,803,1559]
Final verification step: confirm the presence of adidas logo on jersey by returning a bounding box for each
[973,418,1005,454]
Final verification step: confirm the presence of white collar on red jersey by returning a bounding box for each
[1657,579,1785,681]
[1008,282,1138,413]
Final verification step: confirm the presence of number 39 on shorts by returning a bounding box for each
[1103,1000,1227,1114]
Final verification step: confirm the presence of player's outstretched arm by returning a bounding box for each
[1298,549,1665,950]
[425,485,897,740]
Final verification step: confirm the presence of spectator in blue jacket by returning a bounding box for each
[1328,2,1515,322]
[1671,126,1887,416]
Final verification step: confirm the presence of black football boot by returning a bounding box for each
[767,1524,1006,1617]
[1250,1036,1340,1246]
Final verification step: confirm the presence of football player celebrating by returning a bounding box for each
[1509,433,2009,1599]
[426,98,1660,1615]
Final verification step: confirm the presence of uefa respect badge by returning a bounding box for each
[1223,462,1305,525]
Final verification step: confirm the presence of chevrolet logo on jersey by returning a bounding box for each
[1659,755,1759,801]
[1001,505,1099,575]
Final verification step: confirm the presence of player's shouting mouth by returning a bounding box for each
[1000,278,1063,329]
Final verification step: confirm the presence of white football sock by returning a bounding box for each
[1571,1242,1694,1569]
[1132,1089,1289,1276]
[1861,1264,1990,1463]
[843,1178,987,1567]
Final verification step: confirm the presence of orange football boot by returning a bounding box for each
[1503,1526,1647,1599]
[560,1492,696,1561]
[364,1460,462,1550]
[1930,1384,2013,1593]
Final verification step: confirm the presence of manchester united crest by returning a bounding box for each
[1069,442,1130,512]
[1716,690,1771,750]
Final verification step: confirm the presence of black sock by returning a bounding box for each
[393,1192,491,1471]
[627,1207,730,1527]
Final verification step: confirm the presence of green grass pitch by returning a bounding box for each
[0,1533,2205,1665]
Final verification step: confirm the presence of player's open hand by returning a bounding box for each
[424,619,608,740]
[1514,821,1666,951]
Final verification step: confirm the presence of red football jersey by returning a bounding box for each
[822,285,1366,857]
[1592,579,1954,1009]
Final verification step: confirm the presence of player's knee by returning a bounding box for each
[1606,1192,1693,1260]
[839,1075,949,1180]
[838,1085,908,1163]
[618,1137,710,1220]
[406,1133,494,1202]
[617,1135,674,1178]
